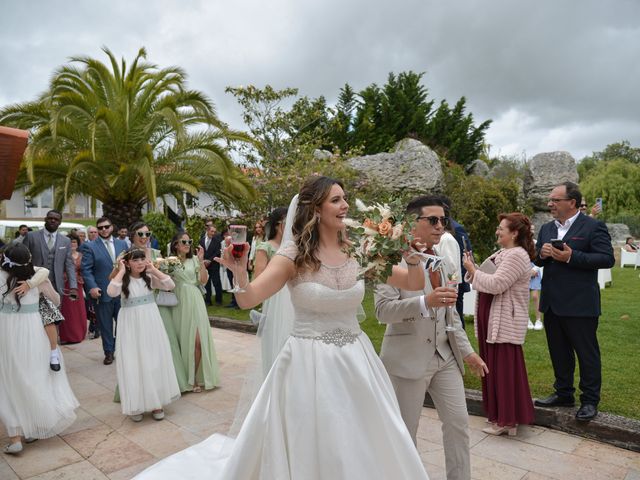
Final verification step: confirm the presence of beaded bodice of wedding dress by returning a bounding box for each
[285,253,365,341]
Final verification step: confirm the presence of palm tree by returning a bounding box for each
[0,46,254,228]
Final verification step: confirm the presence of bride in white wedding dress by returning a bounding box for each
[136,176,430,480]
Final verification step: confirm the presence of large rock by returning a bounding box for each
[349,139,443,193]
[524,152,579,210]
[606,223,632,244]
[466,159,490,177]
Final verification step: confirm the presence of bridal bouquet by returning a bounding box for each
[343,199,415,284]
[154,256,184,275]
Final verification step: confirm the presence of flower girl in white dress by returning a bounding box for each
[135,177,430,479]
[0,244,79,454]
[107,248,181,422]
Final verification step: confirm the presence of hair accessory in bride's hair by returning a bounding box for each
[2,254,31,268]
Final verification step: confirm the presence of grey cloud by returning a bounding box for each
[1,0,639,160]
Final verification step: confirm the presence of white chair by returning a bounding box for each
[620,247,638,268]
[636,253,640,270]
[597,269,612,289]
[463,288,477,318]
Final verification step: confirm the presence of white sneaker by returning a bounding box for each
[130,414,143,422]
[3,442,23,454]
[152,410,165,421]
[527,320,534,330]
[534,320,544,330]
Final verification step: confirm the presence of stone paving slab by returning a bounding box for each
[1,328,639,479]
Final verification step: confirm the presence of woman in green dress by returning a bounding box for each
[129,222,189,393]
[170,232,220,392]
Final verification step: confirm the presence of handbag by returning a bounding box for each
[156,290,179,307]
[39,294,65,325]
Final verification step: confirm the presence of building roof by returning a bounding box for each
[0,126,28,200]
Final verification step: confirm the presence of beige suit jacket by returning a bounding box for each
[375,258,474,380]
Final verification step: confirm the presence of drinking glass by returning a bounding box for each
[229,225,247,293]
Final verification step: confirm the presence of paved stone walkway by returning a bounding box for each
[1,328,639,479]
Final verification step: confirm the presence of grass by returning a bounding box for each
[360,268,640,420]
[207,267,640,420]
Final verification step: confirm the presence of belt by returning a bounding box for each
[1,303,40,314]
[121,293,156,308]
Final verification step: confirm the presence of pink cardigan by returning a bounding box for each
[469,247,531,345]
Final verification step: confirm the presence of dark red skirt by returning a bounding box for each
[477,292,535,427]
[59,279,87,343]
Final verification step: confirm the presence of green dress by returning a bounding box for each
[172,257,220,390]
[150,249,190,393]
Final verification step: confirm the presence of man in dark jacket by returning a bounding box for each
[533,181,614,421]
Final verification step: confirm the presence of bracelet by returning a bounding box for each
[406,261,420,267]
[238,275,250,290]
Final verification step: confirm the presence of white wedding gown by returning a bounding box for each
[136,244,429,479]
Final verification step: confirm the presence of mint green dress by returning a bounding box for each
[150,249,190,393]
[172,257,220,390]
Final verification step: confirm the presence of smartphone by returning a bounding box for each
[595,198,603,211]
[462,235,474,263]
[550,239,564,250]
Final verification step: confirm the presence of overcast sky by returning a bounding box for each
[1,0,639,161]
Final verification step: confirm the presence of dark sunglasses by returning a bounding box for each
[136,231,152,238]
[96,225,112,230]
[180,239,193,246]
[580,204,587,208]
[417,216,450,227]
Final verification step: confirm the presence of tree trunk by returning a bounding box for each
[102,200,144,230]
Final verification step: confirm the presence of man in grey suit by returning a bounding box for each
[25,209,78,371]
[375,195,488,480]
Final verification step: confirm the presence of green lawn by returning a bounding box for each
[207,267,640,419]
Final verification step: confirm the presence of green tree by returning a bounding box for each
[578,140,640,181]
[0,47,254,228]
[330,72,490,165]
[225,85,366,224]
[444,164,522,260]
[580,158,640,221]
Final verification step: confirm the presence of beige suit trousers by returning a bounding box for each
[389,355,470,480]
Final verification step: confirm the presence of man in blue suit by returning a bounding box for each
[81,216,128,365]
[533,181,614,421]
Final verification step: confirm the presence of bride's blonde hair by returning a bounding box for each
[292,176,347,272]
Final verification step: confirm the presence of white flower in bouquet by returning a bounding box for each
[154,256,184,275]
[344,199,416,284]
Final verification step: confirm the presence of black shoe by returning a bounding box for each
[576,404,597,421]
[50,363,61,372]
[224,304,237,308]
[534,394,575,407]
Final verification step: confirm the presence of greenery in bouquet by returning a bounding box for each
[154,256,184,275]
[343,199,416,285]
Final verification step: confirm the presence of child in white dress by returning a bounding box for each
[107,248,180,422]
[0,244,79,454]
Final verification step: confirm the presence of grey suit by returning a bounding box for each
[375,258,474,480]
[25,229,77,297]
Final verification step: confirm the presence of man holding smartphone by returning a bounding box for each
[533,181,614,421]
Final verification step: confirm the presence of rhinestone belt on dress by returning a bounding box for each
[291,328,361,347]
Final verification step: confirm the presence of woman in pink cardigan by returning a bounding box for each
[463,212,536,436]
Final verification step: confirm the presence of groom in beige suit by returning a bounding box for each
[375,195,487,480]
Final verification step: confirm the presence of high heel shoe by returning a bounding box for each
[482,424,517,436]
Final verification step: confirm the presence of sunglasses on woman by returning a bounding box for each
[180,239,193,246]
[417,216,450,227]
[136,231,152,238]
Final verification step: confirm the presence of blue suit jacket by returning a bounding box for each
[534,213,614,317]
[451,219,471,293]
[81,237,128,303]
